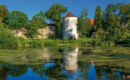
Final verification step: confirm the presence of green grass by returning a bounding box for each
[0,37,123,49]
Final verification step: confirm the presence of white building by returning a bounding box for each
[63,12,78,40]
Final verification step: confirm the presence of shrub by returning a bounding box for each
[0,24,18,49]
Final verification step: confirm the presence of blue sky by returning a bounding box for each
[0,0,129,19]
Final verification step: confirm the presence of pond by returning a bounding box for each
[0,45,130,80]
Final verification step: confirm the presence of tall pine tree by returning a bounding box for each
[78,7,91,37]
[94,6,103,31]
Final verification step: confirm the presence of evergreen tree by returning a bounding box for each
[78,7,91,37]
[94,6,103,30]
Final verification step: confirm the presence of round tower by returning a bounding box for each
[63,12,78,40]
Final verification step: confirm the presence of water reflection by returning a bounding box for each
[62,48,82,79]
[0,47,130,80]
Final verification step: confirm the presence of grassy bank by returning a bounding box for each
[5,38,114,49]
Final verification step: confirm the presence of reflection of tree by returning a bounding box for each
[30,60,66,79]
[0,66,8,80]
[95,65,130,80]
[0,64,28,79]
[5,64,28,77]
[45,61,65,79]
[95,66,102,80]
[29,64,44,75]
[78,61,91,79]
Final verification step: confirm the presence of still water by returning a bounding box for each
[0,46,130,80]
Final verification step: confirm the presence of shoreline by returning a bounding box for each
[0,38,129,49]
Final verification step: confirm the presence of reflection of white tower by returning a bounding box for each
[64,48,79,74]
[63,12,78,40]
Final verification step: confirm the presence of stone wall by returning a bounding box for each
[38,25,55,39]
[12,25,55,39]
[12,28,27,38]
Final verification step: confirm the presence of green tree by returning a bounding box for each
[25,22,39,39]
[32,11,47,28]
[94,6,103,30]
[95,28,107,40]
[0,24,18,49]
[104,13,124,42]
[78,7,91,37]
[104,4,117,16]
[46,4,68,38]
[3,11,28,30]
[80,7,89,20]
[25,11,47,38]
[118,3,130,26]
[0,5,9,23]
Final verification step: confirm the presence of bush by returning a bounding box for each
[29,39,44,48]
[0,24,18,49]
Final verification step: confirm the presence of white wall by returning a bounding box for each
[63,17,78,39]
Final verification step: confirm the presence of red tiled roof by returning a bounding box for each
[65,12,75,17]
[90,19,94,25]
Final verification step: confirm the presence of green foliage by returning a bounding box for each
[117,37,130,46]
[29,39,44,48]
[0,24,18,49]
[0,5,9,22]
[46,4,68,38]
[104,3,130,27]
[0,5,9,17]
[43,39,58,47]
[25,23,40,38]
[31,11,47,28]
[3,11,28,30]
[95,28,107,40]
[80,7,89,20]
[78,7,91,37]
[118,3,130,24]
[0,3,129,49]
[104,13,124,42]
[104,3,117,16]
[25,11,47,38]
[94,6,103,30]
[94,3,130,42]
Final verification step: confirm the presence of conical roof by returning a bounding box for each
[65,12,75,17]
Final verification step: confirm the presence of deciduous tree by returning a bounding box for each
[25,11,47,38]
[46,4,68,38]
[0,5,9,23]
[3,11,28,30]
